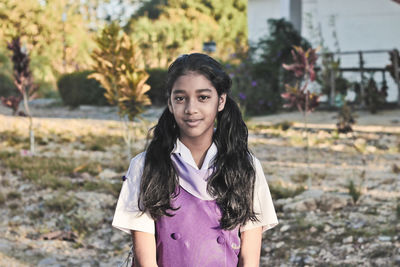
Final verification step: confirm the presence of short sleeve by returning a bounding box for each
[112,152,155,234]
[240,156,278,233]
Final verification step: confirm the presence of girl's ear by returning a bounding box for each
[218,93,227,112]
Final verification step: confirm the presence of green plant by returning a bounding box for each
[336,100,356,133]
[44,193,77,213]
[8,203,19,210]
[6,191,21,200]
[347,180,361,203]
[89,22,151,158]
[393,164,400,174]
[57,70,108,107]
[0,192,5,205]
[364,77,387,114]
[252,19,311,114]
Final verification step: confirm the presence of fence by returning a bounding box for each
[318,49,400,107]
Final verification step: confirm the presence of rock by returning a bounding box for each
[110,231,125,243]
[275,241,285,249]
[280,225,290,232]
[342,236,353,244]
[323,225,332,232]
[378,236,391,242]
[394,255,400,265]
[319,192,352,211]
[303,255,314,265]
[366,145,377,153]
[309,226,317,233]
[98,169,118,180]
[38,257,61,267]
[87,235,109,250]
[282,198,317,212]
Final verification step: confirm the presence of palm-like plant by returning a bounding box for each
[90,23,151,158]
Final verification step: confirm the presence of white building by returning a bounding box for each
[248,0,400,103]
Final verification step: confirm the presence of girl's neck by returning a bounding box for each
[179,136,213,169]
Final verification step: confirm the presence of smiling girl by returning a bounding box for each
[112,53,278,267]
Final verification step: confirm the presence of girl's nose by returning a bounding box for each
[184,99,198,114]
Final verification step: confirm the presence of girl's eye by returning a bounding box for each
[199,95,210,101]
[175,96,184,102]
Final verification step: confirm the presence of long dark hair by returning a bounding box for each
[139,53,257,230]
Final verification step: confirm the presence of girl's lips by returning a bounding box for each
[184,119,201,127]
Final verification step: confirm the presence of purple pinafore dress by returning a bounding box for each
[154,153,241,267]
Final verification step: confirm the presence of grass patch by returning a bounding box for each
[83,180,121,197]
[8,203,19,210]
[0,130,28,146]
[0,153,106,190]
[27,209,45,220]
[347,180,362,203]
[1,179,10,187]
[269,182,306,199]
[290,173,308,183]
[44,193,78,213]
[6,191,21,200]
[0,192,5,205]
[79,133,122,151]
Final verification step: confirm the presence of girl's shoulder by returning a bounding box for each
[125,151,147,180]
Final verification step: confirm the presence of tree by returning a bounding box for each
[125,0,248,67]
[90,22,151,158]
[5,37,38,154]
[0,0,96,91]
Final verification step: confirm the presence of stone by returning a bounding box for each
[38,257,61,267]
[378,236,391,242]
[282,198,317,212]
[323,225,332,232]
[366,145,377,153]
[280,225,290,232]
[110,231,125,243]
[319,192,352,211]
[342,236,353,244]
[275,241,285,249]
[98,169,118,180]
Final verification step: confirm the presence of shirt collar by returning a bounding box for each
[171,138,217,170]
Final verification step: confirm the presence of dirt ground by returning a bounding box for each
[0,103,399,266]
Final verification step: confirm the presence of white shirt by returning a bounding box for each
[112,139,278,234]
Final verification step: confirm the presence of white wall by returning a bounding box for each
[302,0,400,102]
[247,0,281,45]
[248,0,400,102]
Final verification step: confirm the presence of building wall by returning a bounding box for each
[247,0,281,45]
[248,0,400,102]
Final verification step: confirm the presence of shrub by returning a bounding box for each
[57,70,108,107]
[0,73,17,98]
[253,19,311,113]
[146,68,168,106]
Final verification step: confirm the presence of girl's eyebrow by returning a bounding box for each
[172,88,212,94]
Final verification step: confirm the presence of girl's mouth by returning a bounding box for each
[184,119,201,127]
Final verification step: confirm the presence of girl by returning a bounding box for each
[112,53,278,267]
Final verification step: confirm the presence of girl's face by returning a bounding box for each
[168,72,226,144]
